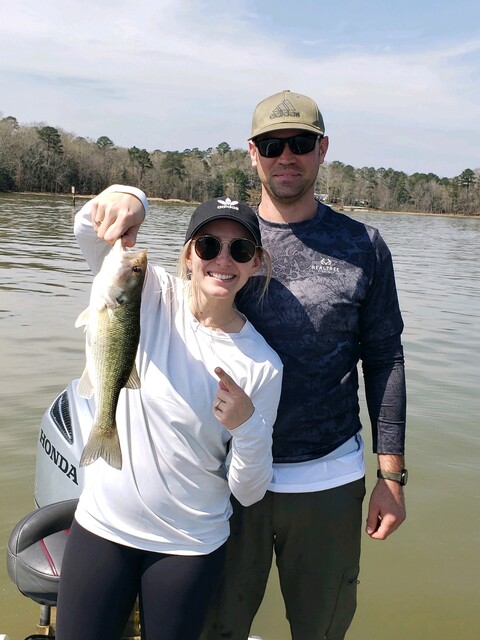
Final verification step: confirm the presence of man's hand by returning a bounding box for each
[91,191,145,246]
[366,479,406,540]
[366,453,406,539]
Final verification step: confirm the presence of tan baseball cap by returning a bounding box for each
[249,90,325,140]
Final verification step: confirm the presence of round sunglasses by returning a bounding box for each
[192,235,258,263]
[255,134,320,158]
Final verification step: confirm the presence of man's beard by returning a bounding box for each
[264,173,316,202]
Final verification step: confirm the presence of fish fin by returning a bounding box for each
[80,425,122,470]
[77,368,94,398]
[74,307,90,328]
[125,364,141,389]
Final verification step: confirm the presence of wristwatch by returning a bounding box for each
[377,469,408,486]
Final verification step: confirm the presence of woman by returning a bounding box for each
[56,188,282,640]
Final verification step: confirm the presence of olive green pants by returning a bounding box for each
[200,478,365,640]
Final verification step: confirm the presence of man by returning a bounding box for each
[90,89,407,640]
[200,90,407,640]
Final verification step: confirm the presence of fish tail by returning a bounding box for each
[80,425,123,470]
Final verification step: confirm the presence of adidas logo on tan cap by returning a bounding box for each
[249,90,325,140]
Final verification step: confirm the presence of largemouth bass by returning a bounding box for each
[75,238,147,469]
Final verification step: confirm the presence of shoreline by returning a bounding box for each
[337,206,480,219]
[0,191,195,205]
[1,191,478,218]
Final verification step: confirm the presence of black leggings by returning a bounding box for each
[56,520,226,640]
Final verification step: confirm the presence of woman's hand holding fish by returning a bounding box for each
[91,191,146,247]
[213,367,254,430]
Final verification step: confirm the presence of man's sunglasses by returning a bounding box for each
[192,235,258,263]
[255,134,320,158]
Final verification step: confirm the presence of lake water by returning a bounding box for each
[0,193,479,639]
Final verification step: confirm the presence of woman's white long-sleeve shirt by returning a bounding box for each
[73,198,283,556]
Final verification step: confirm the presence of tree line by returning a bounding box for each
[0,115,478,215]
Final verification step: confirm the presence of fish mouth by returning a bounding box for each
[208,272,236,281]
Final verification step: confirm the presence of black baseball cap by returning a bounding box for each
[184,197,262,247]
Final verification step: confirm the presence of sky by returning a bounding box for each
[1,0,479,178]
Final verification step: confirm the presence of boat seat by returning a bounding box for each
[7,499,78,607]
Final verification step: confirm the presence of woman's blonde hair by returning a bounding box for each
[177,239,272,303]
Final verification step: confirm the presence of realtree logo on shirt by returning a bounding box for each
[311,257,340,274]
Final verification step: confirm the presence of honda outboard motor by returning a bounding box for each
[34,379,92,508]
[5,381,90,638]
[6,382,143,639]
